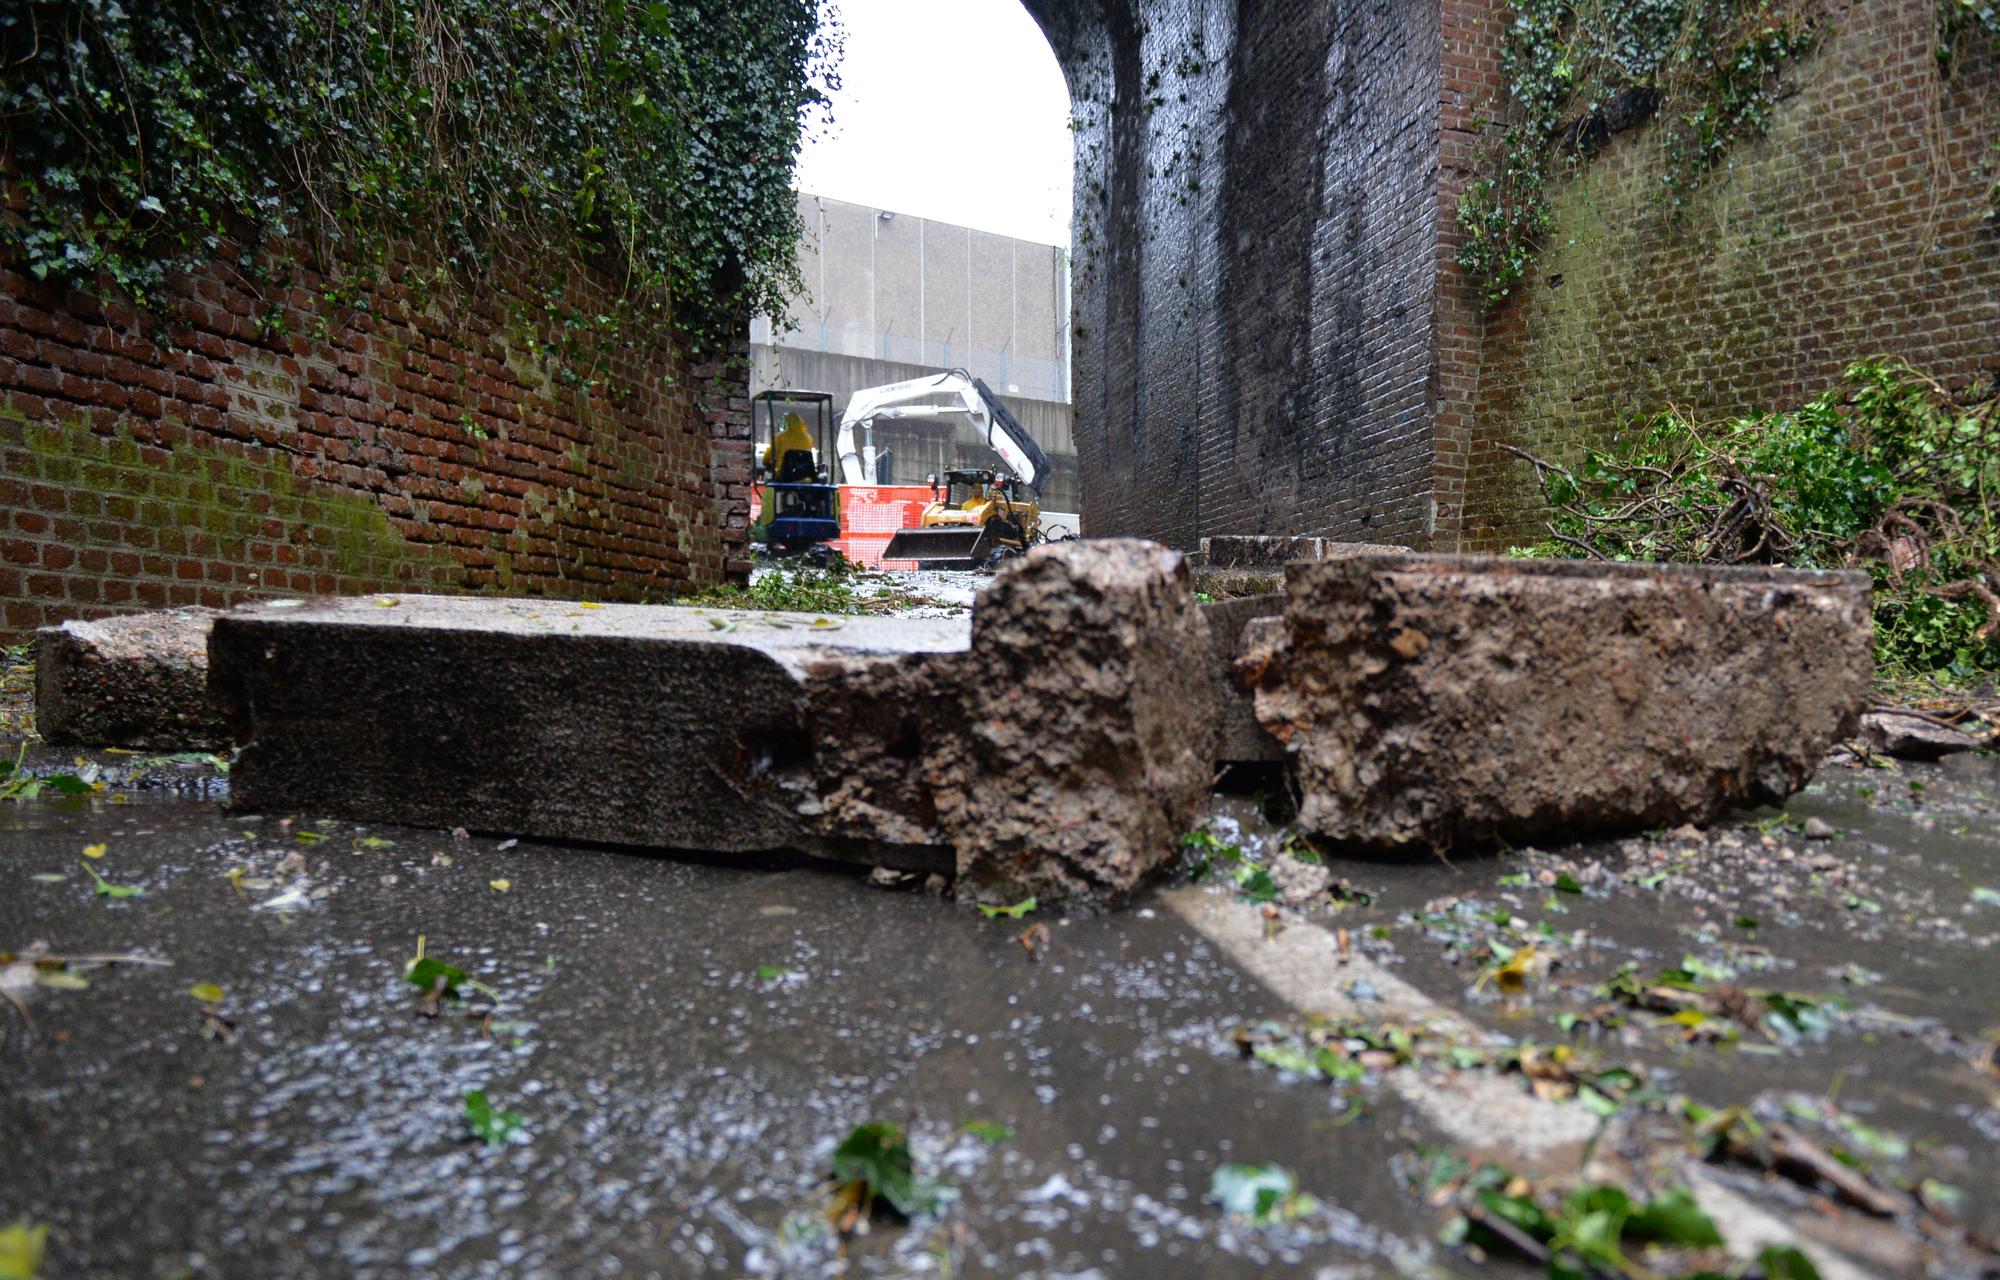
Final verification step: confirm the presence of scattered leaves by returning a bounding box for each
[463,1089,523,1147]
[80,861,141,899]
[1210,1162,1315,1224]
[977,897,1036,920]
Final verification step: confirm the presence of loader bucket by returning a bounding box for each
[880,524,996,568]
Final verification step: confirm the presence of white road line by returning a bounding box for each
[1161,885,1880,1279]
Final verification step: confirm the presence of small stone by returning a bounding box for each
[1268,853,1332,906]
[1860,711,1985,760]
[1802,816,1836,841]
[1388,628,1429,660]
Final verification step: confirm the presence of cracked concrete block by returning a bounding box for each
[1199,535,1411,569]
[1240,554,1872,853]
[35,609,230,750]
[1201,595,1285,764]
[210,539,1213,907]
[941,539,1217,904]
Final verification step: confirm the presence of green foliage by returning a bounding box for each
[1513,360,2000,682]
[1938,0,2000,212]
[1457,0,1821,304]
[1443,1171,1767,1280]
[462,1089,524,1147]
[675,568,861,615]
[829,1121,949,1219]
[976,897,1037,920]
[0,0,835,359]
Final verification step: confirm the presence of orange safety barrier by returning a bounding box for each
[831,485,936,569]
[750,482,937,570]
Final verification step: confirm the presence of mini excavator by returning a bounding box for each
[836,370,1053,569]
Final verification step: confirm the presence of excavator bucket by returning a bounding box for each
[881,523,997,568]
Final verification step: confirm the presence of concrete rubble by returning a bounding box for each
[1858,708,1989,760]
[1199,534,1412,569]
[208,540,1216,907]
[36,540,1885,895]
[1238,553,1873,853]
[34,608,230,751]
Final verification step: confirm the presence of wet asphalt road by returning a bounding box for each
[3,743,1998,1278]
[0,758,1438,1280]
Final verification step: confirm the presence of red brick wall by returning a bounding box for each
[1446,0,2000,550]
[0,244,749,642]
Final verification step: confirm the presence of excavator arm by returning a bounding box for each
[835,370,1052,495]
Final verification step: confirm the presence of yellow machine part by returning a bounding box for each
[883,484,1041,565]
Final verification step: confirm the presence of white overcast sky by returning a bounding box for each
[793,0,1074,247]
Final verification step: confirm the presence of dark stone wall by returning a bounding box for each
[1023,0,1446,549]
[1029,0,2000,555]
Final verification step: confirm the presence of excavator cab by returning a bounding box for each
[750,390,841,556]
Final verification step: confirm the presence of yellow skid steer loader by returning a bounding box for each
[882,468,1041,568]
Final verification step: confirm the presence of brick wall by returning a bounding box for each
[1031,0,1997,555]
[0,244,749,642]
[1026,0,1447,549]
[1447,0,2000,549]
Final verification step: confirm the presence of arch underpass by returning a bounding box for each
[1018,0,1470,551]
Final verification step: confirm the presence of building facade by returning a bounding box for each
[750,193,1079,516]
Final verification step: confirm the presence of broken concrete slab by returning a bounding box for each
[1240,554,1872,853]
[211,539,1215,907]
[1199,534,1411,569]
[35,609,230,751]
[941,539,1217,903]
[1858,709,1989,760]
[1200,595,1286,764]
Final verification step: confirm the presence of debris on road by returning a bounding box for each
[212,539,1215,908]
[34,609,229,751]
[1859,708,1990,759]
[1240,554,1873,854]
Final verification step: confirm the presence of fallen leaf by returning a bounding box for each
[0,1218,47,1280]
[80,861,141,899]
[252,887,310,912]
[978,896,1036,920]
[464,1088,525,1146]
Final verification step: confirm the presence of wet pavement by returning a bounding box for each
[2,738,1997,1279]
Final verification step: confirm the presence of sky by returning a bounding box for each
[792,0,1074,247]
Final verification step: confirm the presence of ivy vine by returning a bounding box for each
[0,0,837,366]
[1938,0,2000,210]
[1456,0,1822,306]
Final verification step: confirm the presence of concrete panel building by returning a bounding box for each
[750,193,1078,515]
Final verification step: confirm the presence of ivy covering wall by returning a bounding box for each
[0,0,835,363]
